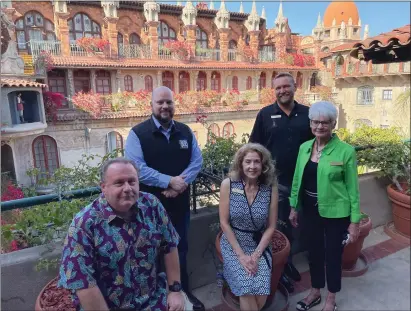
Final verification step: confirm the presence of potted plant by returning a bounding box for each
[349,126,410,237]
[342,212,372,271]
[76,37,110,55]
[164,40,193,62]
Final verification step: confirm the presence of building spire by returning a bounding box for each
[277,0,283,19]
[261,6,266,19]
[316,12,321,27]
[251,0,257,15]
[209,0,214,10]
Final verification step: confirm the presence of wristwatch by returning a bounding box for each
[168,281,182,292]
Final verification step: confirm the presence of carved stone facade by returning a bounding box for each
[182,0,197,26]
[144,1,160,23]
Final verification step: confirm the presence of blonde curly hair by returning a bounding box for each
[229,143,277,186]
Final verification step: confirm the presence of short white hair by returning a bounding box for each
[309,101,338,122]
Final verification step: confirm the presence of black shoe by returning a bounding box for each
[284,262,301,282]
[279,274,294,294]
[185,291,205,311]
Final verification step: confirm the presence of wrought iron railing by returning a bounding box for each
[403,62,410,73]
[388,63,400,73]
[118,44,151,59]
[195,48,221,61]
[258,50,276,62]
[372,63,383,74]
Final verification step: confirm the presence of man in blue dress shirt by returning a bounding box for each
[125,86,204,310]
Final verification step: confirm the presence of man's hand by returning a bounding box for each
[162,188,179,198]
[347,222,360,244]
[167,292,185,311]
[169,176,187,192]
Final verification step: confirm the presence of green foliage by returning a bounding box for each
[340,125,410,193]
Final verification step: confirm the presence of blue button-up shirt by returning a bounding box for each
[125,116,203,188]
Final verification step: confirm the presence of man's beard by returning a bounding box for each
[155,111,174,124]
[277,93,294,106]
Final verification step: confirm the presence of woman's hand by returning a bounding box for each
[239,254,257,276]
[347,223,360,244]
[289,208,299,228]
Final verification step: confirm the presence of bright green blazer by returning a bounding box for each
[289,134,361,223]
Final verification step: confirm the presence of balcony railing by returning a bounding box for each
[158,45,173,60]
[359,62,368,74]
[195,48,221,61]
[372,63,383,74]
[403,62,410,73]
[69,43,111,57]
[118,44,151,59]
[388,63,400,73]
[335,65,343,76]
[228,49,242,62]
[258,51,276,62]
[29,40,61,57]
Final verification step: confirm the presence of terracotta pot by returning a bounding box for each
[35,277,75,311]
[215,229,290,308]
[387,184,411,237]
[342,216,372,270]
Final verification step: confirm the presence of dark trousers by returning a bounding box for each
[304,194,350,293]
[157,193,191,292]
[277,185,294,263]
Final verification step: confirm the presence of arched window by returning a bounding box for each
[232,76,238,90]
[310,72,317,90]
[179,71,190,93]
[96,70,111,95]
[223,122,235,138]
[271,71,278,88]
[335,55,344,76]
[162,71,174,91]
[106,131,123,155]
[117,32,124,47]
[196,28,208,48]
[73,69,91,93]
[229,40,237,49]
[357,86,374,105]
[197,71,207,91]
[15,11,56,51]
[129,33,141,44]
[211,71,221,92]
[259,72,266,89]
[296,72,303,88]
[32,135,59,179]
[69,13,101,44]
[158,21,176,44]
[145,75,153,92]
[246,76,252,90]
[124,75,133,92]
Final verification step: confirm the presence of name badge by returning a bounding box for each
[179,139,189,149]
[271,115,281,119]
[232,188,244,195]
[330,161,344,166]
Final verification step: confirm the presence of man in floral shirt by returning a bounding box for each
[58,158,185,311]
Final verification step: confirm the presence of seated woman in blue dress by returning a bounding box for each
[219,143,278,311]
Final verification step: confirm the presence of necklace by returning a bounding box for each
[316,142,325,161]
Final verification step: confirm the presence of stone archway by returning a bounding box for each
[1,144,16,182]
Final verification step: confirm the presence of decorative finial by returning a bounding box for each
[209,0,214,10]
[261,6,266,19]
[239,1,244,13]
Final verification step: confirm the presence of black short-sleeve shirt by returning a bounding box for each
[249,101,314,187]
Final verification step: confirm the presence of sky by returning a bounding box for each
[170,1,410,37]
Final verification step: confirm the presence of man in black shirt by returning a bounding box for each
[250,72,314,291]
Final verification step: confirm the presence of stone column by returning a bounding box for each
[116,70,121,92]
[248,30,260,60]
[206,71,212,90]
[275,33,287,64]
[192,70,199,91]
[175,71,179,93]
[67,69,75,107]
[184,25,197,56]
[218,28,230,62]
[147,21,160,60]
[91,70,97,93]
[54,12,71,57]
[104,17,119,57]
[157,70,162,87]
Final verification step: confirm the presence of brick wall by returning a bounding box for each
[12,1,54,23]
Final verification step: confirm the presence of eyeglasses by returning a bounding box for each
[310,120,332,127]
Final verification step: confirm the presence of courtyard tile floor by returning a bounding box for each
[193,225,411,311]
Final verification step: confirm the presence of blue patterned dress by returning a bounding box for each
[220,179,272,296]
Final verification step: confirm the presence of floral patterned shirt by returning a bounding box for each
[58,192,180,311]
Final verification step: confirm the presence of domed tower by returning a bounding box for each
[314,1,362,49]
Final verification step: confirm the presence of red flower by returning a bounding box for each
[1,181,24,202]
[10,240,19,251]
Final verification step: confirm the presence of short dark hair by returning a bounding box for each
[273,72,295,84]
[100,157,139,182]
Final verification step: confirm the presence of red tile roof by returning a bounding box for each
[353,25,410,49]
[0,78,46,88]
[330,42,360,53]
[52,57,317,71]
[57,104,262,121]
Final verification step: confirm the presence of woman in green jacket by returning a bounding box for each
[288,101,361,311]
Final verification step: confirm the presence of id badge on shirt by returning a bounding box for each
[271,115,281,127]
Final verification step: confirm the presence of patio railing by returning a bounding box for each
[118,44,151,59]
[195,48,221,61]
[258,50,276,62]
[29,40,62,57]
[403,62,410,73]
